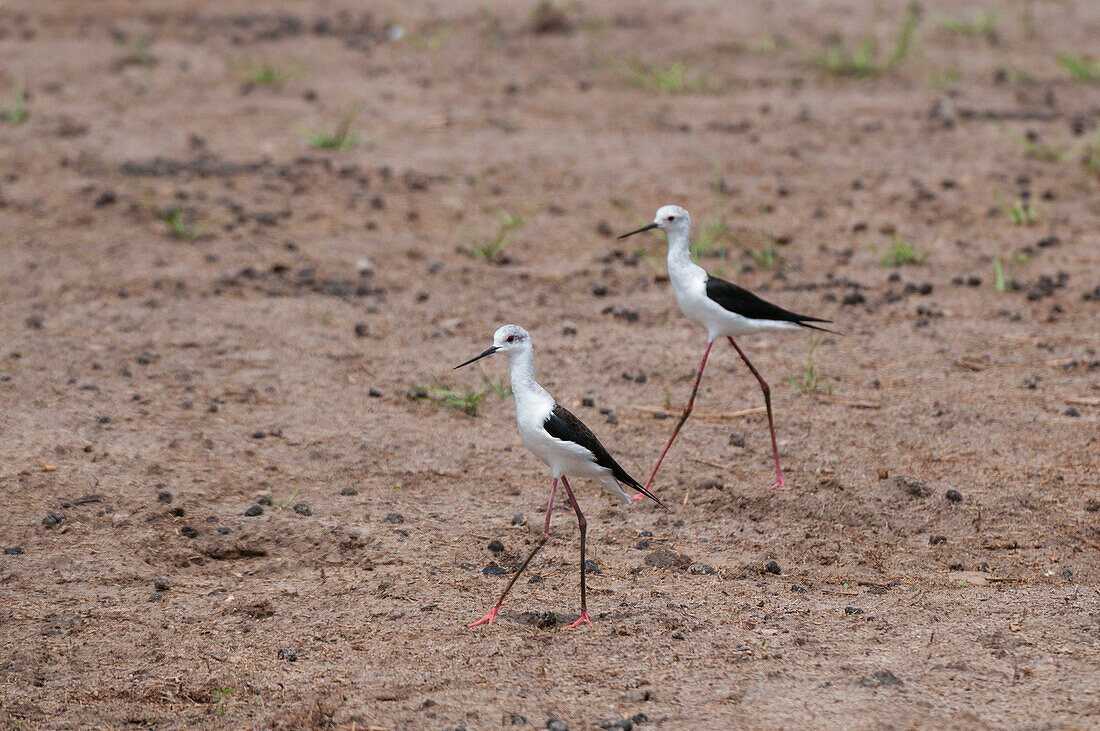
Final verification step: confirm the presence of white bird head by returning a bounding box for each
[618,204,691,240]
[454,324,531,369]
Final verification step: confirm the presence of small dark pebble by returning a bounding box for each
[156,490,172,503]
[536,611,557,629]
[98,416,111,424]
[635,540,650,550]
[277,648,298,662]
[765,560,781,575]
[252,431,266,439]
[180,526,198,538]
[5,546,25,555]
[384,512,404,524]
[859,670,902,687]
[529,575,544,583]
[729,432,746,448]
[510,714,529,725]
[845,606,863,615]
[581,397,595,408]
[653,411,667,419]
[584,559,600,574]
[632,713,649,725]
[393,528,409,537]
[488,539,505,554]
[258,496,273,506]
[93,191,116,207]
[244,505,264,517]
[483,564,508,576]
[355,322,370,338]
[930,535,947,545]
[1023,376,1038,389]
[268,427,282,438]
[1065,407,1079,417]
[591,283,608,297]
[547,720,570,731]
[42,512,66,526]
[217,526,230,535]
[1061,568,1073,579]
[153,577,170,592]
[368,387,382,397]
[148,593,162,602]
[512,513,525,525]
[842,292,865,306]
[341,487,358,496]
[688,563,717,575]
[170,507,184,517]
[293,503,312,516]
[791,584,807,593]
[600,720,633,731]
[949,563,964,571]
[945,489,963,502]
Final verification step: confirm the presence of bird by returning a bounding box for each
[619,204,834,494]
[454,324,664,628]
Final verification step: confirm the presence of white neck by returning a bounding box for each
[666,225,699,280]
[507,343,553,414]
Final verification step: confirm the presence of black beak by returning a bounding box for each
[454,346,499,370]
[617,222,659,240]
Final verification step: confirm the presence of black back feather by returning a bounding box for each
[706,276,835,332]
[544,404,665,508]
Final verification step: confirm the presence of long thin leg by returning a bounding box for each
[632,340,714,501]
[559,477,591,628]
[728,337,784,489]
[468,478,558,627]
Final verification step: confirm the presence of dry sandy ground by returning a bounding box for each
[1,0,1098,728]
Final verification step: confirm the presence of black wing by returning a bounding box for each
[544,404,665,508]
[706,276,835,332]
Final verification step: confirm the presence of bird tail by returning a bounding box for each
[797,318,841,335]
[622,474,669,511]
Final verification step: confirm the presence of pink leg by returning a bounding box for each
[558,477,592,628]
[632,340,714,501]
[728,337,785,489]
[468,478,557,627]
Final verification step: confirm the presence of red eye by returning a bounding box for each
[506,335,514,342]
[667,215,675,221]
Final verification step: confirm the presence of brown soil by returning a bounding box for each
[1,1,1098,728]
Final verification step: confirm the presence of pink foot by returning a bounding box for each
[630,493,646,502]
[467,605,500,627]
[771,478,785,490]
[566,609,592,629]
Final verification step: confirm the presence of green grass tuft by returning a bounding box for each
[938,11,997,37]
[152,204,202,240]
[228,54,303,86]
[786,335,833,395]
[1,83,27,123]
[1057,54,1100,84]
[419,373,507,417]
[995,194,1040,225]
[611,57,708,93]
[471,203,529,260]
[300,112,359,150]
[814,4,920,77]
[871,233,927,266]
[408,26,453,50]
[212,687,235,716]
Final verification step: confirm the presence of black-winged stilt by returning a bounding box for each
[619,205,834,494]
[454,324,664,628]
